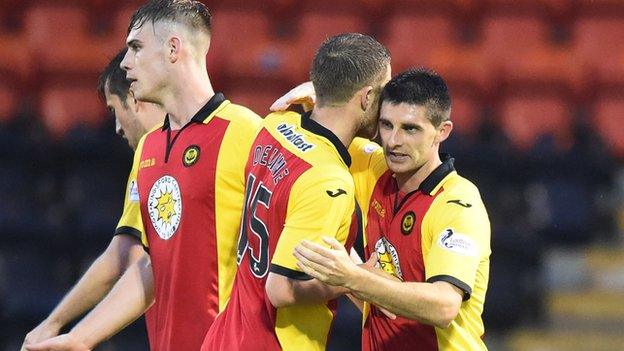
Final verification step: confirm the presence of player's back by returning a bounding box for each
[202,111,357,351]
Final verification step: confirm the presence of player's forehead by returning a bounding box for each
[380,102,428,124]
[126,21,153,44]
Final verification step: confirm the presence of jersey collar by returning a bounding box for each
[300,111,352,167]
[419,154,455,195]
[161,92,226,131]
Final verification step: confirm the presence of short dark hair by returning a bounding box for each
[310,33,390,107]
[381,68,451,127]
[128,0,211,35]
[97,48,131,106]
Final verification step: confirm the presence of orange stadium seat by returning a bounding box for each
[479,14,550,76]
[25,5,116,75]
[384,13,455,72]
[428,43,491,92]
[572,17,624,86]
[498,93,572,151]
[593,95,624,158]
[39,85,106,138]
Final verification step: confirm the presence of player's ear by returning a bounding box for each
[435,120,453,144]
[168,36,181,63]
[358,85,374,111]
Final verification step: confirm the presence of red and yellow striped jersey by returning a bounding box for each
[127,93,261,351]
[349,138,491,351]
[203,111,357,351]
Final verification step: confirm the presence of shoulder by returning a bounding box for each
[440,173,484,206]
[215,100,263,128]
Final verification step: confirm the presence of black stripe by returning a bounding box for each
[270,264,313,281]
[114,226,142,242]
[353,201,365,261]
[426,274,472,301]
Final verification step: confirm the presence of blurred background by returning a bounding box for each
[1,0,623,350]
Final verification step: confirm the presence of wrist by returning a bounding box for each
[42,316,64,332]
[344,265,368,293]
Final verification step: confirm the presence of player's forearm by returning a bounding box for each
[347,269,461,328]
[266,273,348,308]
[69,256,154,349]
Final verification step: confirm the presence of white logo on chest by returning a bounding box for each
[148,175,183,240]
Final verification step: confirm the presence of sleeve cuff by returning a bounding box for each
[114,226,142,241]
[270,264,313,281]
[426,274,472,301]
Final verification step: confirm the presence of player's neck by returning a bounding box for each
[395,153,442,193]
[162,68,214,130]
[310,105,359,148]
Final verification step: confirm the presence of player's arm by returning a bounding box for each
[265,171,355,308]
[22,235,145,348]
[26,252,154,351]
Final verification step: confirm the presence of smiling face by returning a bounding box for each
[121,22,170,104]
[378,102,452,177]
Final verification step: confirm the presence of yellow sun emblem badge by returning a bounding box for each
[183,145,200,167]
[401,211,415,235]
[155,191,177,224]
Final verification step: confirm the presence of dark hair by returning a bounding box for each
[310,33,390,107]
[97,48,131,106]
[128,0,211,35]
[381,68,451,127]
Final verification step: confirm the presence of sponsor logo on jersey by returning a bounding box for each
[140,158,155,169]
[374,237,403,280]
[438,228,477,256]
[182,145,200,167]
[363,143,380,154]
[128,180,139,202]
[401,211,415,235]
[276,123,314,152]
[148,175,182,240]
[371,199,385,218]
[326,188,347,197]
[447,199,472,208]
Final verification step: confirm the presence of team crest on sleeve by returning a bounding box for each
[148,175,183,240]
[374,237,403,280]
[401,211,415,235]
[183,145,200,167]
[438,228,477,257]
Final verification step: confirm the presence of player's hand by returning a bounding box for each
[294,236,358,287]
[21,320,62,351]
[24,333,90,351]
[270,81,316,112]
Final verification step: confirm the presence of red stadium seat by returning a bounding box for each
[451,91,483,137]
[0,31,34,81]
[593,95,624,158]
[226,84,286,117]
[384,13,455,72]
[291,11,369,77]
[572,17,624,86]
[479,14,550,76]
[0,83,18,123]
[498,93,572,151]
[25,5,116,75]
[39,85,106,138]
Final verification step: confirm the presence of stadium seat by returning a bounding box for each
[479,14,551,77]
[428,43,491,91]
[39,85,106,138]
[498,92,572,151]
[25,5,116,75]
[0,82,18,123]
[0,31,34,81]
[572,17,624,86]
[290,11,369,78]
[384,13,455,72]
[593,95,624,158]
[226,84,288,117]
[450,91,483,137]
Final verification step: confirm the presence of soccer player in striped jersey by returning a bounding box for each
[21,48,164,351]
[295,69,491,351]
[202,33,391,351]
[26,1,262,350]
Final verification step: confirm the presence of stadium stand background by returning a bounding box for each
[1,0,623,349]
